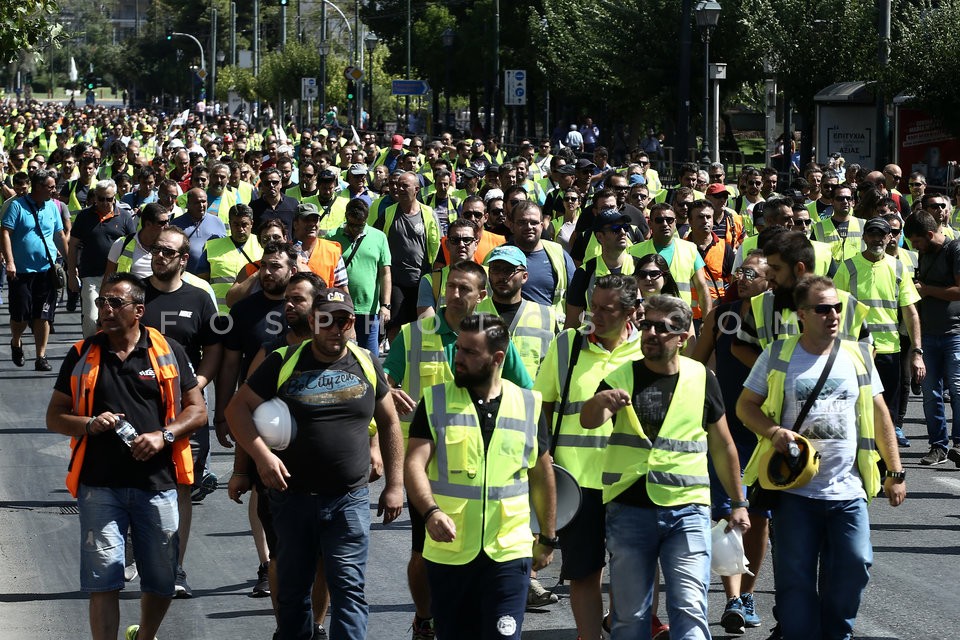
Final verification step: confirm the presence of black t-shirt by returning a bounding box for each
[223,290,288,380]
[143,281,220,370]
[71,207,137,277]
[917,239,960,335]
[246,345,389,495]
[53,328,199,491]
[251,195,299,236]
[493,299,523,330]
[408,388,551,455]
[597,360,724,508]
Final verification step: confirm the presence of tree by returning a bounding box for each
[888,0,960,136]
[0,0,63,64]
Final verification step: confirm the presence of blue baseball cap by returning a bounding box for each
[593,208,631,232]
[487,245,527,268]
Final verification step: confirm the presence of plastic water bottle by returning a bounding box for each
[787,442,801,459]
[293,240,308,260]
[115,419,138,448]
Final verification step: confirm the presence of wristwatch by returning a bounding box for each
[730,500,750,509]
[912,348,924,355]
[537,533,560,548]
[161,429,175,445]
[884,469,906,481]
[381,303,392,310]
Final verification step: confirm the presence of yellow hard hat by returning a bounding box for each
[758,433,821,490]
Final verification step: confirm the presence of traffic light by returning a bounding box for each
[346,81,355,102]
[280,0,288,5]
[166,30,173,41]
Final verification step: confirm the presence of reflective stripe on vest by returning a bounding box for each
[423,380,540,565]
[741,336,881,502]
[601,357,711,505]
[384,203,441,265]
[205,235,264,313]
[477,297,557,379]
[813,216,863,261]
[399,316,453,436]
[839,255,903,353]
[65,327,192,497]
[116,236,138,273]
[628,238,697,303]
[751,289,866,350]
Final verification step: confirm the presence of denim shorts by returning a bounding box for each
[77,484,179,595]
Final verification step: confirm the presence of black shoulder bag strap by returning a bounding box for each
[790,337,840,432]
[341,233,368,269]
[25,197,59,272]
[550,331,584,457]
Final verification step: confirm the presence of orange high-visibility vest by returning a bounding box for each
[65,326,193,497]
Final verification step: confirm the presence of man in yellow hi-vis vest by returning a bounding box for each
[405,313,556,640]
[737,275,906,640]
[581,294,749,639]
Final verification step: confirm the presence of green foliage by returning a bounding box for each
[888,0,960,135]
[0,0,63,64]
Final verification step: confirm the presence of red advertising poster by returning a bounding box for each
[897,108,960,187]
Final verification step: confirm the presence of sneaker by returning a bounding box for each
[35,356,51,372]
[10,340,24,367]
[174,565,193,598]
[920,446,948,466]
[191,471,219,501]
[651,613,670,640]
[894,425,910,447]
[602,610,612,634]
[252,562,270,597]
[124,625,157,640]
[313,623,328,640]
[948,445,960,468]
[124,562,139,582]
[411,616,435,640]
[526,577,559,607]
[740,592,761,628]
[721,596,746,635]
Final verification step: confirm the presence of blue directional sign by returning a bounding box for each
[391,79,431,96]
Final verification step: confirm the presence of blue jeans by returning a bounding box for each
[606,502,712,640]
[354,314,380,357]
[269,486,371,640]
[773,494,872,640]
[77,484,179,595]
[920,334,960,450]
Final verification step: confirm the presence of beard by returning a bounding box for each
[454,360,497,389]
[152,265,179,282]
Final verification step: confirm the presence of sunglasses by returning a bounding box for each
[638,319,682,335]
[927,202,949,209]
[150,246,184,258]
[909,182,925,187]
[461,211,484,220]
[803,302,843,314]
[509,199,524,205]
[94,296,136,309]
[890,227,902,236]
[612,185,630,191]
[602,224,630,233]
[794,218,813,227]
[448,236,476,244]
[735,267,760,281]
[318,315,355,330]
[265,180,281,186]
[833,195,853,202]
[637,269,663,280]
[637,161,650,166]
[564,196,579,202]
[490,208,505,215]
[633,193,649,200]
[652,216,676,225]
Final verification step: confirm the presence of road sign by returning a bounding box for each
[301,77,318,101]
[391,79,431,96]
[343,66,364,82]
[504,69,527,106]
[196,68,208,81]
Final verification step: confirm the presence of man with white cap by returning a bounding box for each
[339,163,375,207]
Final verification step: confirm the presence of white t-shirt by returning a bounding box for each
[107,232,152,279]
[744,342,883,501]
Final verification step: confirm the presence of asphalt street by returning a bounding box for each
[1,302,959,639]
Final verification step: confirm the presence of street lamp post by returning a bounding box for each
[318,40,330,128]
[441,28,455,131]
[364,32,378,130]
[695,0,721,165]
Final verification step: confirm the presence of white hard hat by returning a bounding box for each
[253,398,297,451]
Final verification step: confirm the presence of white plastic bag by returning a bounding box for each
[711,519,754,577]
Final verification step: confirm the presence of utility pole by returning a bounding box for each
[210,8,218,114]
[253,0,260,125]
[230,1,236,66]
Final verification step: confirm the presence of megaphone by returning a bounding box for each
[252,398,297,451]
[530,463,582,534]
